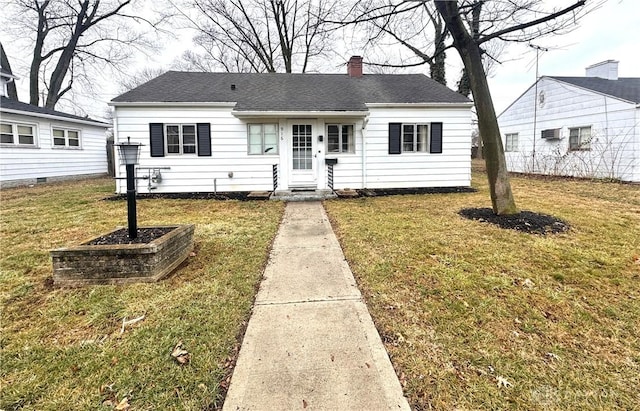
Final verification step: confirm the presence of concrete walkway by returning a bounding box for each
[223,202,410,411]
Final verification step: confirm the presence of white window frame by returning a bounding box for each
[505,133,519,152]
[51,126,81,149]
[401,123,429,153]
[247,123,279,155]
[0,121,38,147]
[569,126,591,151]
[326,123,355,154]
[165,124,197,155]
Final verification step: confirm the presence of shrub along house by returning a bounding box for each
[109,56,473,196]
[498,60,640,182]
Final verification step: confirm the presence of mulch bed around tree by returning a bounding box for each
[86,227,175,245]
[459,207,570,235]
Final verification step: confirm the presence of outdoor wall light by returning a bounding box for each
[114,137,143,239]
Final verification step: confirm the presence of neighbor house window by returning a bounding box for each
[505,133,518,152]
[165,124,196,154]
[52,127,80,148]
[569,126,591,151]
[327,124,354,153]
[1,122,36,146]
[248,123,278,155]
[401,124,429,152]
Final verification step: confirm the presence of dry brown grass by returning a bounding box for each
[1,178,284,410]
[325,162,640,410]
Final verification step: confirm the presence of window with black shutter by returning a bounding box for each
[388,123,401,154]
[149,123,165,157]
[389,122,443,154]
[430,122,443,154]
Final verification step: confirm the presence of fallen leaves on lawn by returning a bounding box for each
[496,376,513,388]
[171,341,191,365]
[120,314,145,334]
[114,397,130,410]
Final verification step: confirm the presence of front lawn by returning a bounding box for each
[325,166,640,410]
[0,178,284,410]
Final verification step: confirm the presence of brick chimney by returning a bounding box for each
[347,56,363,77]
[585,60,619,80]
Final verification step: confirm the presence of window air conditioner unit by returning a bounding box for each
[541,128,561,140]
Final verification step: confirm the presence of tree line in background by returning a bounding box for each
[1,0,599,215]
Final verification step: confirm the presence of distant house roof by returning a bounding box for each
[1,96,109,126]
[111,71,471,111]
[549,76,640,104]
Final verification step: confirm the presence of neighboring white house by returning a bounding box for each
[109,56,473,195]
[0,68,110,188]
[498,60,640,182]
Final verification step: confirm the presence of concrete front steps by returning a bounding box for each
[270,189,337,201]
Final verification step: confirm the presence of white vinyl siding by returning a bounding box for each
[498,76,639,182]
[0,113,107,187]
[1,122,37,146]
[112,105,472,194]
[327,124,354,153]
[248,123,278,155]
[52,127,81,148]
[505,133,518,152]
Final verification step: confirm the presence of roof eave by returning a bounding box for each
[0,107,110,127]
[365,102,473,108]
[232,110,369,118]
[109,101,237,107]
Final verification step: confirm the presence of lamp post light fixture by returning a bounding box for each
[114,137,142,239]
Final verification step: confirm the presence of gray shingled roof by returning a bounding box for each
[111,71,470,110]
[1,96,109,125]
[550,76,640,104]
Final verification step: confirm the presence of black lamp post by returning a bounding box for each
[114,137,142,239]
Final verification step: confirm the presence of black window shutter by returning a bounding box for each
[388,123,401,154]
[149,123,165,157]
[197,123,212,156]
[430,122,443,154]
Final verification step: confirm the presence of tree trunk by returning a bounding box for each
[435,0,517,215]
[0,43,19,100]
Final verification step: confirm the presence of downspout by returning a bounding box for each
[113,106,120,194]
[362,115,369,188]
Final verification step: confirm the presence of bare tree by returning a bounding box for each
[0,42,19,100]
[353,1,449,85]
[434,0,593,214]
[343,0,595,215]
[173,0,338,73]
[3,0,165,109]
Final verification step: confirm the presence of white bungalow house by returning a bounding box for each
[498,60,640,182]
[0,67,110,188]
[109,56,473,195]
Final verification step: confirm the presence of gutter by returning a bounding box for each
[0,107,109,127]
[232,110,369,118]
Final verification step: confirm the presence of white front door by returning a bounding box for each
[289,122,317,188]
